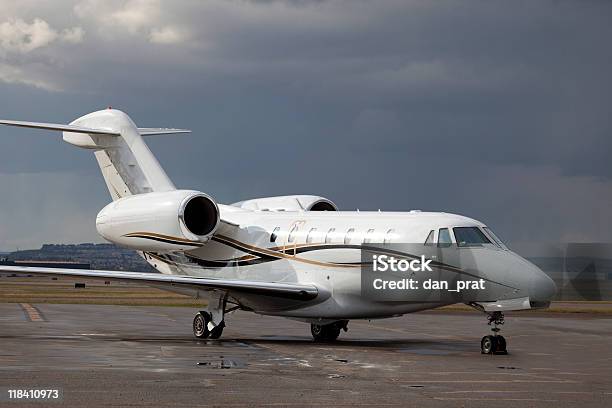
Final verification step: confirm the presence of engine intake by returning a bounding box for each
[181,195,219,236]
[308,200,337,211]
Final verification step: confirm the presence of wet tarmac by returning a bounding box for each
[0,303,611,407]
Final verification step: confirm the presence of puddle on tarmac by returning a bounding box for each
[328,374,346,379]
[197,358,247,369]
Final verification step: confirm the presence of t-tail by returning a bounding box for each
[0,108,190,200]
[1,109,222,254]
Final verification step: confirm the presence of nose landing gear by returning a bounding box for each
[481,311,507,355]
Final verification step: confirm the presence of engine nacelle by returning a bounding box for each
[96,190,219,251]
[232,195,338,212]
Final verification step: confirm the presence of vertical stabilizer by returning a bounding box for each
[64,109,176,199]
[0,108,179,200]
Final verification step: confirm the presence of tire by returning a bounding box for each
[481,335,498,354]
[311,323,341,342]
[495,335,507,354]
[325,326,341,341]
[193,312,211,339]
[311,323,324,341]
[209,321,225,339]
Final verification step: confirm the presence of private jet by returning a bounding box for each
[0,108,556,354]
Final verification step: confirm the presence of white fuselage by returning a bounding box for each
[141,208,553,322]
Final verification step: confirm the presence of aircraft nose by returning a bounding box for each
[530,265,557,303]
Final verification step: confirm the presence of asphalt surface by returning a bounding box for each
[0,303,611,407]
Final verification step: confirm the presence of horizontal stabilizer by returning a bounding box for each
[0,119,120,135]
[137,128,191,135]
[0,265,319,301]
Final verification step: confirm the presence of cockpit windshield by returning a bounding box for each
[453,227,491,247]
[482,227,508,249]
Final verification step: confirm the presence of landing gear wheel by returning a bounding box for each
[495,335,507,354]
[311,321,347,342]
[311,323,324,340]
[209,321,225,339]
[481,335,497,354]
[311,324,340,342]
[193,311,211,339]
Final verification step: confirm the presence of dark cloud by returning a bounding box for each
[1,0,611,249]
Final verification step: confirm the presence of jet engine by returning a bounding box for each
[231,195,338,212]
[96,190,219,251]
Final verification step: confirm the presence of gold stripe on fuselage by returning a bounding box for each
[131,232,362,268]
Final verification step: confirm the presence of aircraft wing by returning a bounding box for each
[0,266,318,301]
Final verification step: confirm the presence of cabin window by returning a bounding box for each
[437,228,452,247]
[344,228,356,245]
[325,228,336,244]
[363,228,375,244]
[424,230,435,246]
[383,229,395,245]
[306,228,318,244]
[270,227,280,243]
[453,227,491,247]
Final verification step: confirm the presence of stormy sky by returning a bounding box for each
[0,0,611,251]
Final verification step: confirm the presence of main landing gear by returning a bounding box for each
[193,292,234,340]
[193,311,225,339]
[310,320,349,342]
[480,311,507,355]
